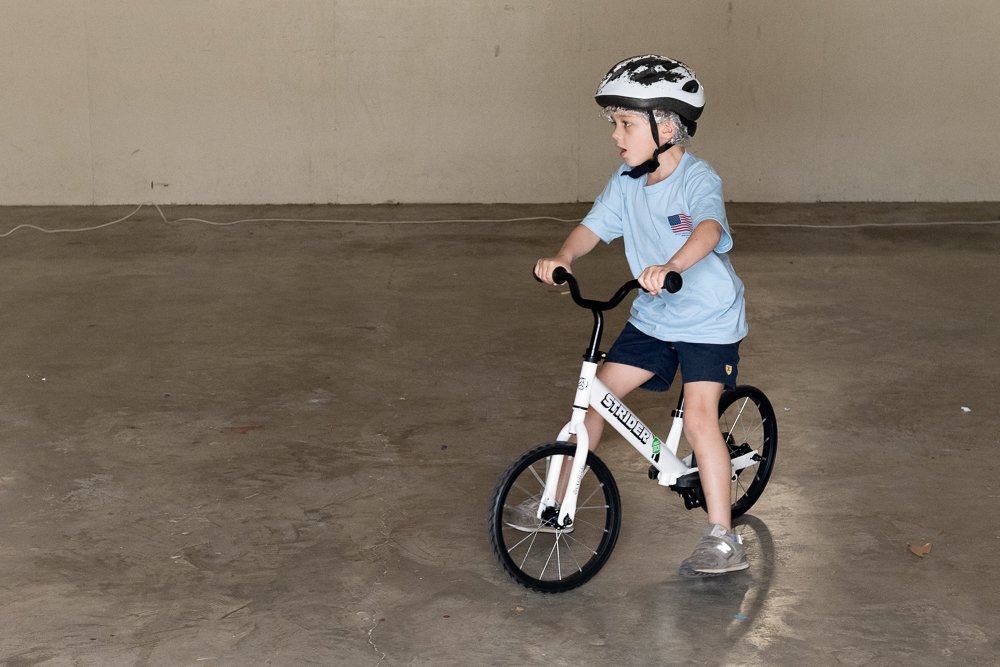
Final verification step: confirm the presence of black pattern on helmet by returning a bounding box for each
[596,54,705,125]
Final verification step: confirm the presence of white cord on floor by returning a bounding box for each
[1,201,998,237]
[0,202,585,238]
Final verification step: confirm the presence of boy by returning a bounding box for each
[533,55,749,578]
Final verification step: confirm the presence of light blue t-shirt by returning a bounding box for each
[582,151,748,344]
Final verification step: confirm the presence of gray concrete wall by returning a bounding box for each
[2,1,998,205]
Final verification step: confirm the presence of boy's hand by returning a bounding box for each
[534,257,571,285]
[534,225,600,285]
[638,264,678,296]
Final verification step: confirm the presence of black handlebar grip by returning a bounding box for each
[664,271,683,294]
[551,267,570,285]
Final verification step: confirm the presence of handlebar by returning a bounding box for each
[536,266,682,362]
[547,266,682,312]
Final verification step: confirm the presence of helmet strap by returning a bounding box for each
[623,109,673,179]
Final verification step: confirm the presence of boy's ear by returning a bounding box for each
[658,119,678,143]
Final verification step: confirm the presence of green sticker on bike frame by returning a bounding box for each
[651,436,662,457]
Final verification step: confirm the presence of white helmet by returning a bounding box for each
[596,55,705,178]
[595,55,704,136]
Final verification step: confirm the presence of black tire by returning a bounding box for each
[717,385,778,518]
[488,442,621,593]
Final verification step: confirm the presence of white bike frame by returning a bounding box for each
[540,359,760,528]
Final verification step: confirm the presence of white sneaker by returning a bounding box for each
[679,523,750,577]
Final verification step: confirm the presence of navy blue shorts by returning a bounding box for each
[605,322,740,392]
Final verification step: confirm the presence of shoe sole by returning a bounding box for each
[503,521,573,535]
[679,561,750,578]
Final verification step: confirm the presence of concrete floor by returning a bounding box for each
[0,202,998,666]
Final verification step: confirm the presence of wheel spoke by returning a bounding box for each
[510,480,539,501]
[560,530,600,558]
[568,511,608,533]
[526,461,547,488]
[732,416,766,442]
[516,530,541,570]
[539,537,560,580]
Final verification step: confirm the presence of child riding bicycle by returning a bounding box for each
[532,55,750,577]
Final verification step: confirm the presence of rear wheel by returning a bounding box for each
[487,442,621,593]
[717,385,778,518]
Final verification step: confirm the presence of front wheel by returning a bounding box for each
[487,442,621,593]
[718,385,778,518]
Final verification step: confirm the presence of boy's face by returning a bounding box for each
[608,110,666,167]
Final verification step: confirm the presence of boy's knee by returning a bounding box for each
[682,407,720,440]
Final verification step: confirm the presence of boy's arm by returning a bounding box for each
[534,224,602,285]
[638,220,723,296]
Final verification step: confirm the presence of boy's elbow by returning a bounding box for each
[700,219,723,245]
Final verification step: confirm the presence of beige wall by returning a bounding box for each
[2,1,998,205]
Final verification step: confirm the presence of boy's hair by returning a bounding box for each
[600,107,693,147]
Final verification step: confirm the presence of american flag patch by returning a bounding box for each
[668,213,693,235]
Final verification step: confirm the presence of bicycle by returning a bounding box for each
[487,267,777,593]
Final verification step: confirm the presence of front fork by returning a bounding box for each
[538,361,599,529]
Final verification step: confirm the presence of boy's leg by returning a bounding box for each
[679,380,749,576]
[681,381,731,529]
